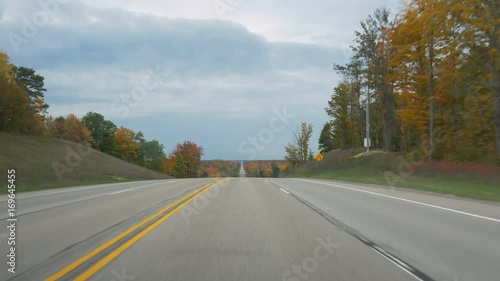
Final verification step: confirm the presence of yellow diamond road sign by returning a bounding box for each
[316,153,324,162]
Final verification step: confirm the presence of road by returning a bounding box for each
[1,178,499,281]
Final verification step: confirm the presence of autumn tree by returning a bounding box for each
[321,0,500,162]
[464,0,500,156]
[285,122,314,166]
[242,161,286,177]
[325,0,498,162]
[53,116,66,138]
[11,65,49,135]
[245,161,259,177]
[204,166,222,177]
[60,114,93,146]
[112,127,140,162]
[0,52,31,133]
[163,156,177,175]
[384,0,498,161]
[168,141,204,178]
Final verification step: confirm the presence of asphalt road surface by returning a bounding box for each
[1,178,499,281]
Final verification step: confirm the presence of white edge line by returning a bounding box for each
[108,188,134,195]
[279,188,290,195]
[296,179,500,223]
[0,180,178,201]
[372,249,424,281]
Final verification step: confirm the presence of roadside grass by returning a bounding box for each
[285,149,500,202]
[0,132,172,193]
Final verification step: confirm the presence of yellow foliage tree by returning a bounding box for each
[112,127,140,162]
[62,114,93,146]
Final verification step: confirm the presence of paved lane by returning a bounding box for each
[3,177,498,280]
[270,178,500,281]
[0,179,214,280]
[88,178,416,281]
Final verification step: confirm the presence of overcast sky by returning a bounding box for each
[0,0,399,160]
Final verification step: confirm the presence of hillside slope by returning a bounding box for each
[0,133,172,192]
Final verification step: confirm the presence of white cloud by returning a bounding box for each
[0,0,397,159]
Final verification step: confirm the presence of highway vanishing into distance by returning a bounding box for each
[1,178,500,281]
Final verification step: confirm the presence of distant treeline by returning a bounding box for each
[244,160,288,177]
[199,160,288,178]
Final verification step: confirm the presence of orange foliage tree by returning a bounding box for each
[165,141,204,178]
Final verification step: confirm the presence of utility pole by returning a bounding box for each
[366,87,370,152]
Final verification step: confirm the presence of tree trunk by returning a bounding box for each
[383,82,395,150]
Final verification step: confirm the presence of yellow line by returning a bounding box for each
[44,179,223,281]
[75,179,224,280]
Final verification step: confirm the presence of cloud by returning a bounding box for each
[0,0,392,159]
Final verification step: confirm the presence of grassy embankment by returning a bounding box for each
[0,132,172,193]
[285,148,500,202]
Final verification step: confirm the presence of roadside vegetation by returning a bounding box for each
[0,133,172,193]
[284,149,500,202]
[284,0,500,201]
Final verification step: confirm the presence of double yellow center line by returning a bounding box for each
[45,179,225,281]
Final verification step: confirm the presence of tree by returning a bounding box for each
[326,82,360,148]
[61,114,93,146]
[133,131,147,166]
[465,0,500,156]
[271,163,281,178]
[0,52,31,133]
[162,156,177,175]
[174,153,188,178]
[169,141,204,178]
[318,122,335,153]
[392,0,459,159]
[0,52,13,80]
[11,65,48,135]
[140,140,166,171]
[112,127,140,162]
[285,122,314,166]
[323,0,498,162]
[82,112,117,153]
[332,9,398,150]
[357,9,397,150]
[53,116,66,138]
